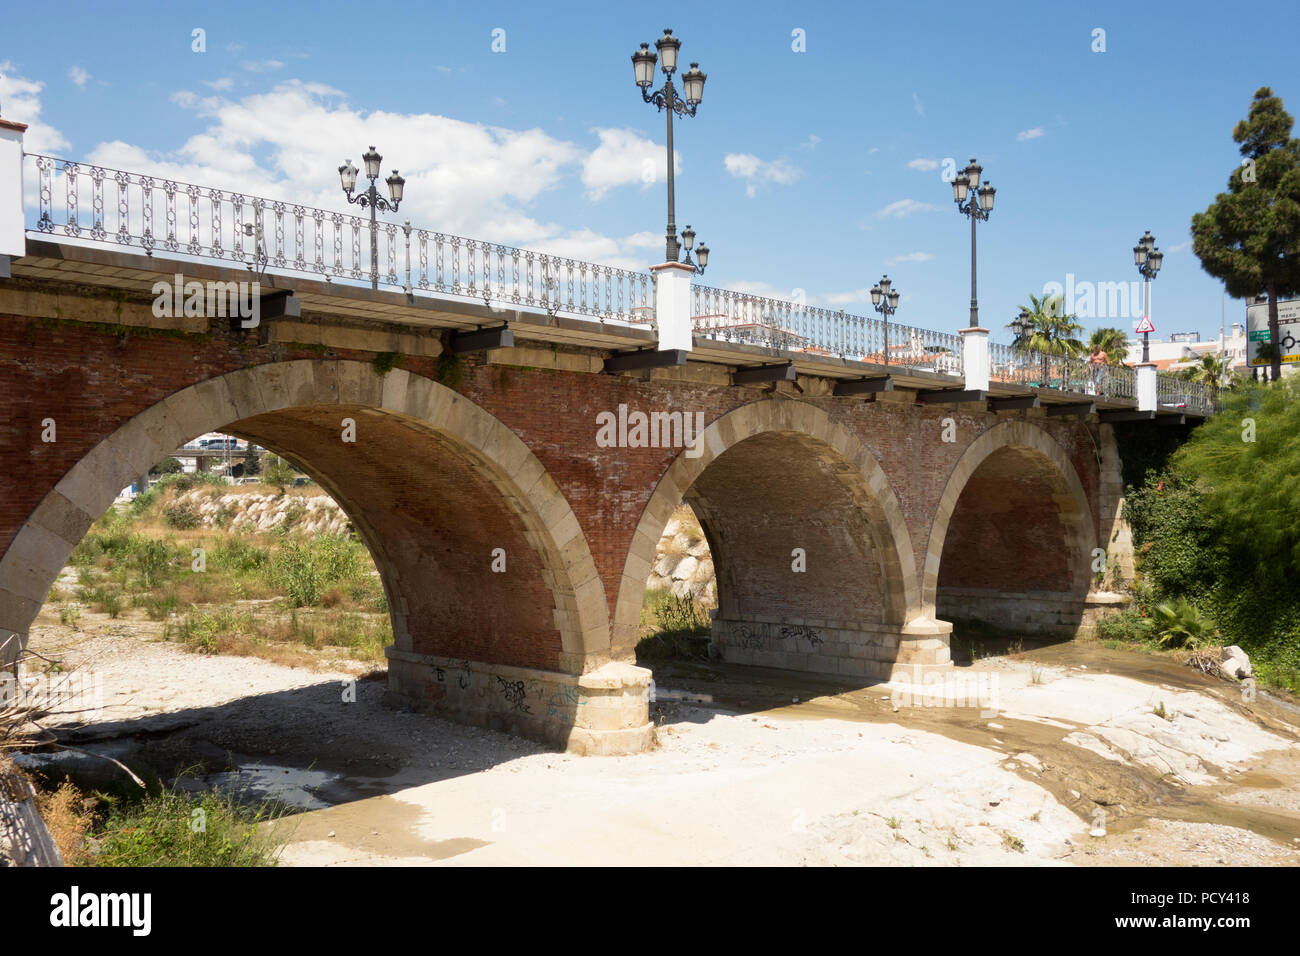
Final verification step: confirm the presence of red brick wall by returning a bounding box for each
[936,447,1074,592]
[0,311,1105,667]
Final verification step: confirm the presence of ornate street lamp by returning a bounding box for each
[951,158,996,328]
[631,29,709,267]
[339,146,406,290]
[1133,229,1163,362]
[1009,308,1031,345]
[678,224,709,275]
[869,274,900,364]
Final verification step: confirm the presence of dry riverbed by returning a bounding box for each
[21,612,1300,867]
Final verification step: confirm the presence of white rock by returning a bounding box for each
[673,556,699,581]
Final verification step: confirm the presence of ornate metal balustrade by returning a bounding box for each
[1158,372,1217,413]
[19,152,1218,412]
[691,284,963,375]
[25,153,652,323]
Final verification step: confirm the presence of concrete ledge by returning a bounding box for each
[385,649,652,755]
[711,617,937,678]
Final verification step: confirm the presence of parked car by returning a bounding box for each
[236,477,260,485]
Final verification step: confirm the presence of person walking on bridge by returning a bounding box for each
[1088,344,1108,397]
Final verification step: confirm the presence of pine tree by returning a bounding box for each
[1191,87,1300,382]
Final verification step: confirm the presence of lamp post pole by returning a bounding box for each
[950,159,995,328]
[632,30,710,271]
[1133,230,1163,362]
[870,274,900,366]
[339,146,406,290]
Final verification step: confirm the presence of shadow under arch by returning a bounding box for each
[923,419,1098,638]
[1,361,649,752]
[612,399,931,680]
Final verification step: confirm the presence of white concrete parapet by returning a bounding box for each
[1136,362,1157,412]
[959,327,990,392]
[0,117,28,263]
[650,261,695,352]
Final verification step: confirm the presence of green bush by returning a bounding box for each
[1122,380,1300,693]
[212,536,269,575]
[91,777,288,867]
[1149,598,1218,649]
[271,534,363,607]
[163,501,201,530]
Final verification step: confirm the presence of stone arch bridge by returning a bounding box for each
[0,241,1196,754]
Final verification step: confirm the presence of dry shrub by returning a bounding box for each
[34,778,94,865]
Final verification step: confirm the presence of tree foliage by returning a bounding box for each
[1086,326,1130,365]
[1191,87,1300,381]
[1172,378,1300,589]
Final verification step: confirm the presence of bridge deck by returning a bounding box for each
[9,239,1159,414]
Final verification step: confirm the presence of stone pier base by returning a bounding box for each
[709,614,953,681]
[385,650,655,755]
[937,587,1130,640]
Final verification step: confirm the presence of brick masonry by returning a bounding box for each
[0,284,1128,752]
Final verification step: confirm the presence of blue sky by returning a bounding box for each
[2,0,1295,342]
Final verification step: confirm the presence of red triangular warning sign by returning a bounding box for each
[1135,315,1155,334]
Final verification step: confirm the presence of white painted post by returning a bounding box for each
[0,117,28,269]
[649,261,696,352]
[1136,362,1157,411]
[959,326,990,391]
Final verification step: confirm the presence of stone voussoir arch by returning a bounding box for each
[0,360,610,671]
[921,418,1097,617]
[609,398,920,656]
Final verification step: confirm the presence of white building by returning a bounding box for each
[1124,324,1249,377]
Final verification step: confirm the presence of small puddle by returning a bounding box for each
[178,763,340,811]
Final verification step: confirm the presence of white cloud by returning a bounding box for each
[68,66,91,88]
[723,153,801,198]
[907,158,939,171]
[241,59,285,73]
[0,62,70,153]
[205,77,234,92]
[89,79,587,250]
[875,199,940,219]
[885,252,935,265]
[800,134,821,150]
[823,288,871,306]
[723,280,805,302]
[912,93,924,116]
[1017,127,1045,141]
[581,127,674,200]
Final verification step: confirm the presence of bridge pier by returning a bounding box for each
[708,615,952,680]
[384,652,654,755]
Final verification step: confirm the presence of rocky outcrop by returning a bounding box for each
[1220,645,1253,681]
[174,488,351,537]
[646,505,716,605]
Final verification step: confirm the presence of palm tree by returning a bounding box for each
[1086,327,1129,365]
[1190,352,1232,388]
[1010,293,1085,386]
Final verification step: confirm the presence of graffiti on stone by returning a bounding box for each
[780,624,823,647]
[498,677,531,713]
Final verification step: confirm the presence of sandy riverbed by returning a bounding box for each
[20,617,1300,866]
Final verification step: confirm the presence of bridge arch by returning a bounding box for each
[0,360,610,676]
[613,399,920,676]
[923,419,1097,634]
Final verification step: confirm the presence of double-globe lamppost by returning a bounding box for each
[1133,230,1163,362]
[951,158,996,328]
[632,29,709,272]
[339,146,406,290]
[869,275,900,364]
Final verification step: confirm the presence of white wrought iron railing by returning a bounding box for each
[25,153,653,323]
[18,152,1218,412]
[691,284,963,375]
